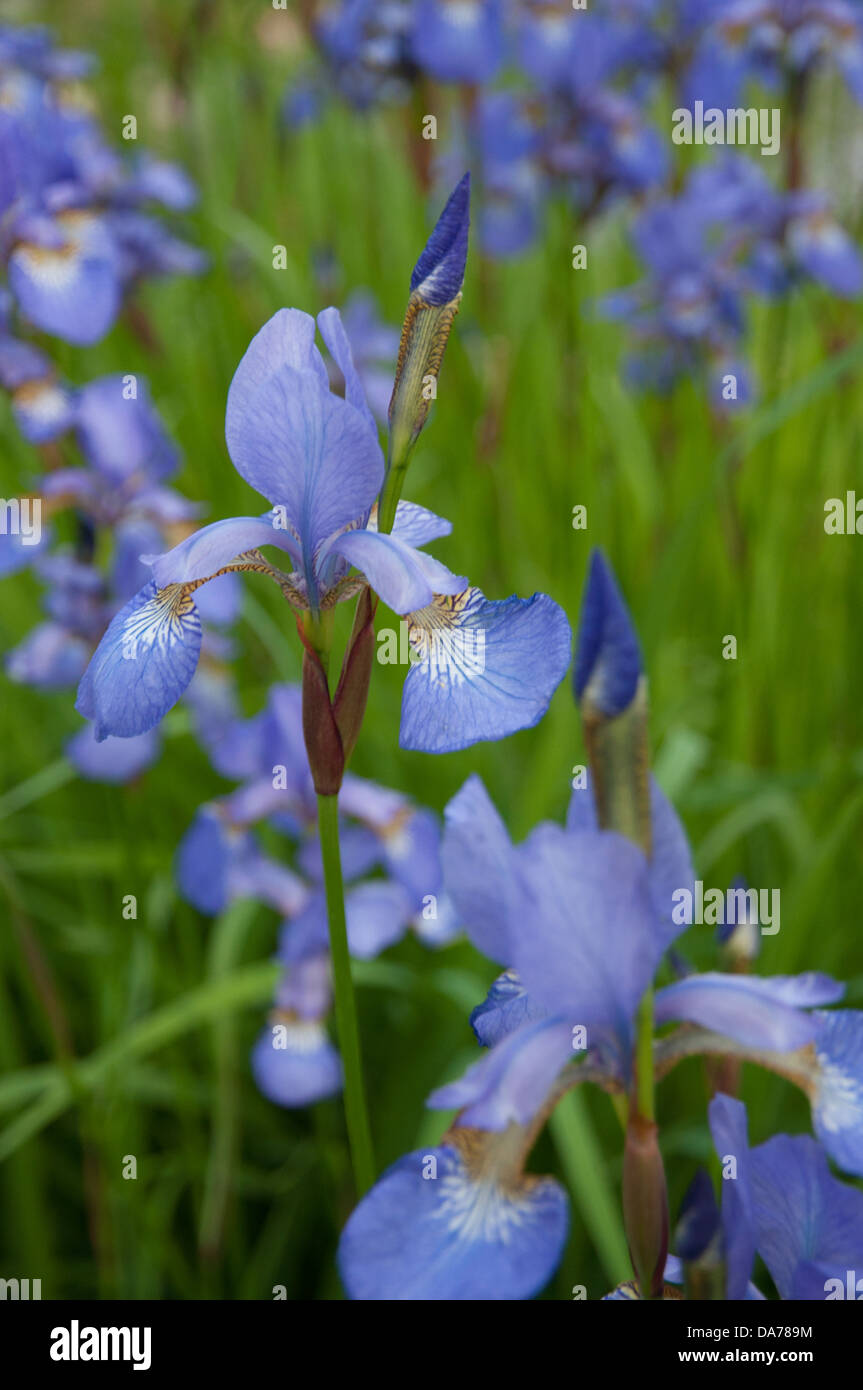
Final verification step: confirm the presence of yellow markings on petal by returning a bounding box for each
[432,1126,556,1245]
[12,211,99,290]
[406,589,486,688]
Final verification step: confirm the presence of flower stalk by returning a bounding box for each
[317,791,376,1197]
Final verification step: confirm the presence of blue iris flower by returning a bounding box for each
[411,0,504,85]
[337,550,862,1300]
[710,1094,863,1300]
[75,181,571,755]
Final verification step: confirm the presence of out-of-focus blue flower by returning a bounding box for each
[75,375,179,485]
[252,956,343,1108]
[411,0,504,85]
[172,678,460,1108]
[338,1130,569,1300]
[316,0,416,109]
[66,723,160,782]
[710,1094,863,1299]
[336,289,400,423]
[786,193,863,296]
[684,0,863,107]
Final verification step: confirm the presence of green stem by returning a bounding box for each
[634,989,655,1122]
[317,793,376,1197]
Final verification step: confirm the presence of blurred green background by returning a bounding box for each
[1,0,862,1300]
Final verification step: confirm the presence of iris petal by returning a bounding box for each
[66,724,159,784]
[400,588,571,753]
[748,1133,863,1300]
[338,1136,568,1300]
[512,825,659,1058]
[317,305,376,432]
[144,515,299,585]
[328,527,466,613]
[810,1010,863,1176]
[76,579,202,740]
[9,211,119,345]
[225,310,384,582]
[442,773,518,964]
[367,499,453,546]
[470,970,548,1048]
[655,972,842,1052]
[708,1094,756,1301]
[566,771,694,947]
[428,1017,573,1129]
[252,1020,342,1108]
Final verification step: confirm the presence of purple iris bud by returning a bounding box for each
[715,875,761,961]
[410,172,470,307]
[574,549,643,717]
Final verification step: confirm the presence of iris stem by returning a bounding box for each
[317,792,376,1197]
[633,988,655,1123]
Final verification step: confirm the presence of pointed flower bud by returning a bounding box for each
[574,548,643,718]
[574,550,649,852]
[409,172,471,307]
[301,646,344,797]
[379,175,470,532]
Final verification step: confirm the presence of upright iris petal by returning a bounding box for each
[338,1130,568,1300]
[566,770,694,947]
[708,1094,756,1301]
[442,772,519,964]
[224,306,384,604]
[512,824,661,1059]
